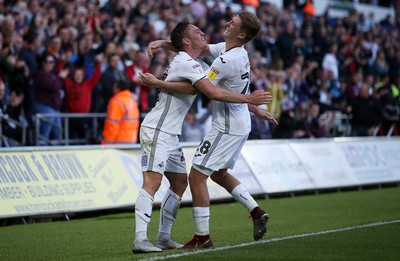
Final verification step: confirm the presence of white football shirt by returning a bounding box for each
[207,42,252,135]
[141,51,208,135]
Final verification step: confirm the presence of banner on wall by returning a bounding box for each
[0,149,141,218]
[337,139,400,184]
[110,147,233,204]
[2,137,400,218]
[289,141,359,188]
[242,141,315,193]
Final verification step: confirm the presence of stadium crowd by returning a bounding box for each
[0,0,399,146]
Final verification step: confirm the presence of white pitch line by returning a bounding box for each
[139,219,400,261]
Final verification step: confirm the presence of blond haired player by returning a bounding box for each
[133,21,273,253]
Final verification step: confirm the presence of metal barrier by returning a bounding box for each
[373,123,399,137]
[3,111,377,147]
[0,114,27,147]
[35,113,106,146]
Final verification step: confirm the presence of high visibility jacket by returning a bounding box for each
[304,0,315,16]
[101,90,140,144]
[243,0,259,8]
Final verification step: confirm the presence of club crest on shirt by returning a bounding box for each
[193,63,203,73]
[208,67,219,80]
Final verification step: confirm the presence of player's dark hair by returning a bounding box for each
[238,11,261,43]
[171,22,190,51]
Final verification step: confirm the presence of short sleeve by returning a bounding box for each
[207,55,231,84]
[209,42,226,58]
[178,60,207,85]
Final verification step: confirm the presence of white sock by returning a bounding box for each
[158,189,181,241]
[231,184,258,212]
[193,207,210,236]
[135,189,154,242]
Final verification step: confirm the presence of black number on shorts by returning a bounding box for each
[199,141,211,154]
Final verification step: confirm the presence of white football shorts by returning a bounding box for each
[140,126,187,174]
[192,127,248,176]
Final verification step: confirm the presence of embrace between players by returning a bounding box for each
[132,11,278,253]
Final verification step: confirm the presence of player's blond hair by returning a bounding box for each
[238,11,261,43]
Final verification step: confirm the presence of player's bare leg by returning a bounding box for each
[211,170,269,241]
[183,166,213,249]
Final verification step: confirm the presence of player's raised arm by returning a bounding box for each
[147,40,212,58]
[194,78,272,105]
[146,40,177,58]
[139,72,197,95]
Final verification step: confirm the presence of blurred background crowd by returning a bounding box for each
[0,0,399,146]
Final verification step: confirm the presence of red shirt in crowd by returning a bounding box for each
[125,63,152,112]
[64,62,101,113]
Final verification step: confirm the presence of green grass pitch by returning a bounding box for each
[1,187,399,261]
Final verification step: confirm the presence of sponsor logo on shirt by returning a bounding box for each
[208,67,219,80]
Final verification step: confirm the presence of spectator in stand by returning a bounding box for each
[76,31,107,113]
[322,43,339,81]
[300,24,315,62]
[298,60,316,104]
[294,102,312,139]
[375,74,400,135]
[181,107,211,142]
[7,58,29,129]
[63,54,102,141]
[98,53,128,113]
[372,50,389,78]
[34,54,69,144]
[18,30,43,142]
[101,42,123,72]
[345,70,363,104]
[57,25,74,56]
[122,42,139,68]
[267,70,285,119]
[0,74,25,146]
[337,43,352,81]
[308,101,329,138]
[0,0,399,145]
[282,64,300,108]
[272,99,296,139]
[388,48,400,84]
[277,20,298,69]
[347,83,382,136]
[44,35,63,73]
[77,32,107,80]
[253,25,279,67]
[125,50,152,113]
[361,31,379,75]
[101,80,140,144]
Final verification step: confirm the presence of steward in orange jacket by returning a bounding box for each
[101,80,140,144]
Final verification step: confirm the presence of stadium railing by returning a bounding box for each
[0,114,27,147]
[35,113,106,146]
[6,111,387,147]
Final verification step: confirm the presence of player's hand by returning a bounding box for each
[146,40,164,58]
[249,90,272,105]
[257,109,279,125]
[139,72,158,86]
